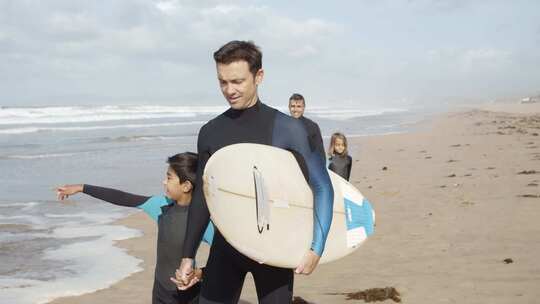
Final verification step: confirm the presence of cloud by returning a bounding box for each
[1,0,538,105]
[0,0,343,104]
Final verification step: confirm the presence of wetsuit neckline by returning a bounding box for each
[229,99,261,115]
[171,203,189,211]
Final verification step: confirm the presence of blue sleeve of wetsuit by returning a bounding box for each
[202,222,215,245]
[183,124,212,258]
[272,112,334,256]
[137,195,172,222]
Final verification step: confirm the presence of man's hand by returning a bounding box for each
[295,249,321,275]
[170,258,197,290]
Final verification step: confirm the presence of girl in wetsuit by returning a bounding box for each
[55,152,213,304]
[328,132,353,181]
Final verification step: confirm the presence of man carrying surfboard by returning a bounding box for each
[288,93,326,162]
[176,40,334,304]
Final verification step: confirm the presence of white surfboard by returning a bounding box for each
[203,143,375,268]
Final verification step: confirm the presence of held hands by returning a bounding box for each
[295,249,321,275]
[170,258,200,290]
[169,251,318,291]
[55,184,83,200]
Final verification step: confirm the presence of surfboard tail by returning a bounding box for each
[344,197,375,248]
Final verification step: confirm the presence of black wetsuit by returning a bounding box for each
[299,116,326,162]
[183,101,334,304]
[82,185,213,304]
[328,154,352,181]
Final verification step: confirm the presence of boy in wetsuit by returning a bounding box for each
[55,152,213,304]
[176,41,334,304]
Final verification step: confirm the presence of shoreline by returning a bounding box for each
[47,212,157,304]
[48,103,540,303]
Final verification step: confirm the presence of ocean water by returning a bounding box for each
[0,103,431,303]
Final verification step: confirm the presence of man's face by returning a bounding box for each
[217,60,263,110]
[289,100,305,119]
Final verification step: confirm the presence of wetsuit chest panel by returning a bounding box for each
[205,104,276,155]
[156,204,189,290]
[329,155,352,180]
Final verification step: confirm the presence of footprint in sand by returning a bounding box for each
[517,170,538,175]
[450,144,461,147]
[447,159,459,163]
[517,194,540,198]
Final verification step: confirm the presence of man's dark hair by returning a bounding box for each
[213,40,262,76]
[167,152,198,186]
[289,93,305,105]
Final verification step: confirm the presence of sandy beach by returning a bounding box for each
[49,104,540,304]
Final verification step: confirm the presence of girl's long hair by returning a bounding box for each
[328,132,348,156]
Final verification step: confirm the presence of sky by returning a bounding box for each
[1,0,539,107]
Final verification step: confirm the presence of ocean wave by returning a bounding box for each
[0,202,40,209]
[0,226,142,304]
[0,231,52,242]
[95,134,190,143]
[0,120,206,135]
[0,105,227,125]
[50,224,143,239]
[306,107,408,120]
[45,212,128,225]
[0,214,47,228]
[0,104,409,125]
[1,153,78,160]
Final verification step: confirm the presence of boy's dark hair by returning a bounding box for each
[213,40,262,76]
[289,93,305,105]
[167,152,198,186]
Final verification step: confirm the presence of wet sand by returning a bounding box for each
[50,103,540,304]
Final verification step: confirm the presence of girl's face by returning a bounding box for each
[334,138,346,155]
[163,167,188,201]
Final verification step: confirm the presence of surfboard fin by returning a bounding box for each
[253,166,270,233]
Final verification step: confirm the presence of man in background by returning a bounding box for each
[288,93,326,162]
